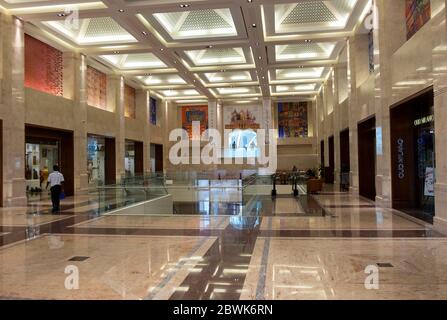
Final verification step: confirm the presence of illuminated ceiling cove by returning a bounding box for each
[1,0,371,101]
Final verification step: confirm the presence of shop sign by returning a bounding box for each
[414,115,434,127]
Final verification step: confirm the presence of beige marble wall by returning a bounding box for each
[318,0,447,231]
[0,14,26,206]
[431,0,447,233]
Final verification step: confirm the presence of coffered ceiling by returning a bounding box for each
[0,0,372,102]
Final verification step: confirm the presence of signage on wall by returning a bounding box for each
[397,138,405,180]
[414,114,434,126]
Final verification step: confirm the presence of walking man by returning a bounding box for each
[46,165,64,213]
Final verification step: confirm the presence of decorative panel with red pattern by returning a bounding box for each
[87,66,107,110]
[124,84,136,119]
[24,35,63,96]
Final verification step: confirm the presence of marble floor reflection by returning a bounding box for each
[0,189,445,300]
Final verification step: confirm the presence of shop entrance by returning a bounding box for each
[87,135,116,186]
[151,143,164,173]
[358,117,376,201]
[390,88,435,223]
[326,136,335,184]
[125,139,144,177]
[25,125,74,197]
[340,128,350,190]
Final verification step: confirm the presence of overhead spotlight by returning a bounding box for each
[57,13,66,17]
[304,39,312,43]
[118,9,125,12]
[207,45,213,49]
[180,4,190,8]
[142,31,148,36]
[160,48,164,51]
[113,51,120,54]
[252,24,257,28]
[258,56,262,60]
[247,0,253,2]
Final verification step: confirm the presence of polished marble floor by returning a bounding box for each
[0,188,445,300]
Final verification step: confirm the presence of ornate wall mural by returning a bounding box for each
[224,105,262,130]
[24,35,63,97]
[277,101,309,138]
[87,66,107,110]
[150,97,157,125]
[181,106,209,140]
[124,84,136,119]
[406,0,431,40]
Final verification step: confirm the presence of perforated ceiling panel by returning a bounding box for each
[282,1,336,24]
[43,17,137,45]
[202,48,242,60]
[100,53,167,69]
[282,43,326,55]
[152,8,237,40]
[185,47,246,66]
[274,0,359,34]
[84,17,130,38]
[276,42,336,61]
[179,9,232,31]
[332,0,358,15]
[275,67,325,80]
[137,74,186,86]
[204,71,252,83]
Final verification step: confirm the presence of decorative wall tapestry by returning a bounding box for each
[24,35,63,96]
[224,105,261,130]
[406,0,431,40]
[87,66,107,110]
[124,85,136,119]
[181,106,208,140]
[150,97,157,125]
[277,101,309,138]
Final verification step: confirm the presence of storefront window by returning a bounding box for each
[87,136,106,186]
[125,140,135,177]
[25,140,59,193]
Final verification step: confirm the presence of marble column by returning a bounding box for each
[208,100,218,130]
[136,89,150,175]
[109,75,125,182]
[333,66,342,185]
[0,14,26,206]
[322,77,334,170]
[347,36,360,194]
[316,92,324,167]
[66,53,89,193]
[262,98,273,145]
[432,0,447,233]
[372,0,406,207]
